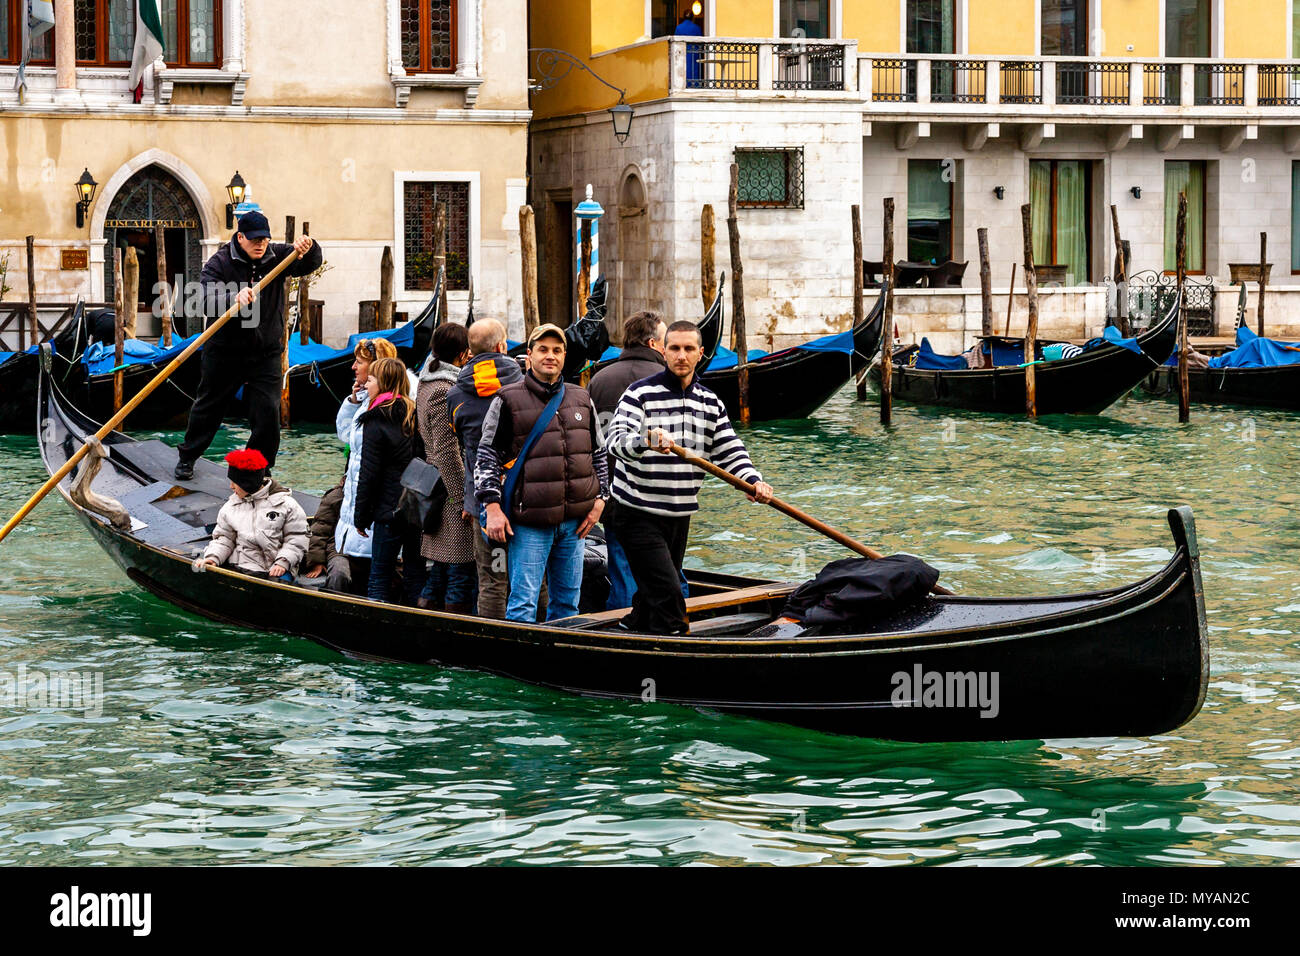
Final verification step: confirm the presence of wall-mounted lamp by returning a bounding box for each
[691,0,702,15]
[74,168,98,228]
[225,171,248,229]
[1130,186,1141,199]
[993,186,1005,200]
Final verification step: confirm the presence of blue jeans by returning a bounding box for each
[419,560,477,609]
[507,519,583,623]
[368,519,422,604]
[605,523,690,611]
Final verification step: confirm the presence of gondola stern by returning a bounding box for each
[1165,505,1211,730]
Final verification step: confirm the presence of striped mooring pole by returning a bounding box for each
[575,183,604,320]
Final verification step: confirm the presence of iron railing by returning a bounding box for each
[1194,62,1245,105]
[871,58,917,101]
[683,41,760,90]
[773,43,845,90]
[1056,60,1128,105]
[1000,61,1041,104]
[1259,63,1300,105]
[930,59,987,103]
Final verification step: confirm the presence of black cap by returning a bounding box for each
[237,210,271,239]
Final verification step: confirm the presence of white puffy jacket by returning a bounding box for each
[204,479,309,574]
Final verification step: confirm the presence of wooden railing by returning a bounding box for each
[0,303,104,352]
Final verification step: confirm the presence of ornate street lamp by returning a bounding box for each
[225,171,247,229]
[74,168,98,228]
[529,48,635,144]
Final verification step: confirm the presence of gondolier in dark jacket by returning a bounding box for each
[605,320,773,635]
[587,310,670,611]
[173,210,322,480]
[476,323,609,623]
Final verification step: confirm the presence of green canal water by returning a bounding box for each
[1,387,1297,866]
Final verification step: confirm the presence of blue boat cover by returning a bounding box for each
[77,317,425,377]
[1100,324,1143,355]
[1207,325,1300,369]
[595,327,856,372]
[912,338,969,371]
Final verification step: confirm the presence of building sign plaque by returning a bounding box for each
[60,249,89,270]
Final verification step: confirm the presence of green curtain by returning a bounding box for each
[1294,1,1300,58]
[1030,161,1052,267]
[1055,161,1088,284]
[1164,161,1205,272]
[782,0,830,39]
[1166,0,1210,57]
[907,161,950,219]
[907,0,955,54]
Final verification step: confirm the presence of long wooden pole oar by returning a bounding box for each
[665,442,954,596]
[0,248,303,547]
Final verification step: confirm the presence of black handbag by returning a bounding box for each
[397,458,446,534]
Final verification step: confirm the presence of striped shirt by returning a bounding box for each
[605,369,761,517]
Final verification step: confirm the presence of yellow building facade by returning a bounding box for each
[530,1,1300,347]
[2,0,530,345]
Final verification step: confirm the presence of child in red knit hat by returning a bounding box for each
[197,449,309,578]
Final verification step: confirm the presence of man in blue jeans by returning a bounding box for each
[476,324,609,622]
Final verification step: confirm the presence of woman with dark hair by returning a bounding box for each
[354,356,426,604]
[415,324,478,612]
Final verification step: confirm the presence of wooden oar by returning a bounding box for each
[664,442,954,596]
[0,248,303,546]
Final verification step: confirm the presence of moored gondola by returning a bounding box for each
[0,300,89,434]
[882,293,1179,415]
[35,357,1208,743]
[702,283,886,422]
[1142,363,1300,410]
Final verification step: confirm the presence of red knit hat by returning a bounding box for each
[225,448,269,493]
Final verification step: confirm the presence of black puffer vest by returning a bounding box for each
[497,373,599,526]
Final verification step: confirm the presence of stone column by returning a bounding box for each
[55,0,76,93]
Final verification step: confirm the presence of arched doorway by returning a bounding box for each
[102,165,203,337]
[617,167,649,343]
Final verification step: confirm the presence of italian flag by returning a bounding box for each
[128,0,166,100]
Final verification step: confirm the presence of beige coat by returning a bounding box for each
[204,480,310,575]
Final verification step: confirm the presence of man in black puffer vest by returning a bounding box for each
[174,210,322,480]
[476,323,609,623]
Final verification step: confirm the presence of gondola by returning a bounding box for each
[1142,363,1300,410]
[702,283,886,422]
[581,273,726,379]
[35,357,1208,743]
[882,293,1180,415]
[0,300,88,434]
[282,271,444,423]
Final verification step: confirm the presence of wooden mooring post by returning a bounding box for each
[112,247,125,411]
[701,204,716,309]
[25,236,37,350]
[433,201,448,322]
[1177,193,1190,423]
[280,216,295,426]
[1019,204,1038,419]
[1257,231,1268,337]
[880,197,895,426]
[1110,204,1128,335]
[1004,263,1016,336]
[852,204,867,400]
[298,223,311,346]
[379,244,394,330]
[519,205,540,337]
[727,163,750,425]
[977,227,992,338]
[154,223,172,347]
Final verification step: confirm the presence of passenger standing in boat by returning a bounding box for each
[476,324,610,623]
[353,357,426,604]
[173,211,321,480]
[415,324,477,613]
[588,311,671,611]
[197,449,309,579]
[447,319,525,619]
[605,321,774,635]
[330,338,419,592]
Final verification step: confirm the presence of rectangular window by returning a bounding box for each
[1164,160,1206,273]
[3,0,55,65]
[907,159,953,263]
[1030,159,1092,285]
[735,148,804,209]
[400,0,456,74]
[907,0,955,54]
[1042,0,1086,56]
[781,0,829,38]
[1294,0,1300,58]
[403,181,471,291]
[653,1,706,37]
[67,0,218,67]
[160,0,221,67]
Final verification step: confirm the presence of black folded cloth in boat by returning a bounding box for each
[780,554,940,629]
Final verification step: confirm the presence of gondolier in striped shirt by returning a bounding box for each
[605,321,773,634]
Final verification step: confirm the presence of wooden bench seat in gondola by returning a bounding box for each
[558,584,797,632]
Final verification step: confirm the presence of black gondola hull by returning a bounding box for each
[886,306,1178,415]
[38,363,1208,743]
[0,304,87,433]
[1142,363,1300,409]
